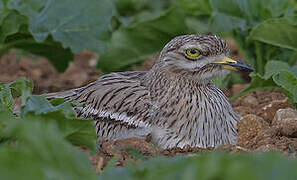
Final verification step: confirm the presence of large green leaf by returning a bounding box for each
[0,78,97,178]
[209,0,246,32]
[0,78,97,150]
[7,0,46,17]
[0,9,27,42]
[3,0,114,72]
[249,18,297,51]
[22,95,97,150]
[210,0,293,30]
[210,12,246,32]
[98,7,189,72]
[262,60,291,79]
[23,0,114,53]
[0,1,74,72]
[273,71,297,105]
[0,111,97,180]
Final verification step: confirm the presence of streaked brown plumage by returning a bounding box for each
[46,34,253,149]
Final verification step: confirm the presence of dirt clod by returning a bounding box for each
[94,138,158,169]
[273,108,297,138]
[238,114,269,148]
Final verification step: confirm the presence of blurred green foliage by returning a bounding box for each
[0,77,97,179]
[101,153,297,180]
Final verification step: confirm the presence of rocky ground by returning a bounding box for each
[1,49,296,172]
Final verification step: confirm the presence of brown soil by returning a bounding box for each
[0,50,100,94]
[1,49,297,172]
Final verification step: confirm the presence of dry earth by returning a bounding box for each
[1,49,296,171]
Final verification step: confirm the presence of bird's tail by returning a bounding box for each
[45,87,85,101]
[46,90,75,101]
[45,81,96,101]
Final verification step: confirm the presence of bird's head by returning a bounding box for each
[157,34,253,80]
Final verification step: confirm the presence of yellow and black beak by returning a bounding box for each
[212,57,254,72]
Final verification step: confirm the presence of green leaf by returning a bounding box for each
[0,78,32,112]
[267,0,297,18]
[249,18,297,51]
[9,77,33,107]
[7,0,46,17]
[209,0,294,32]
[25,112,97,151]
[209,0,246,32]
[0,79,96,149]
[210,0,242,18]
[7,35,74,72]
[0,1,74,72]
[273,71,297,105]
[4,0,114,72]
[98,7,189,72]
[0,111,97,180]
[0,10,27,42]
[210,12,246,32]
[20,0,115,53]
[21,95,97,150]
[22,95,59,115]
[263,60,291,79]
[113,0,174,25]
[291,66,297,77]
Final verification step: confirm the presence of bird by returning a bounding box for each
[46,34,254,149]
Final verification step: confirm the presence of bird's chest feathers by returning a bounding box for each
[152,80,234,133]
[150,80,239,149]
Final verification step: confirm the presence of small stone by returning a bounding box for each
[241,95,258,107]
[259,98,292,123]
[237,114,269,148]
[272,108,297,137]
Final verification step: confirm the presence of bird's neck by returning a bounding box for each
[144,66,211,89]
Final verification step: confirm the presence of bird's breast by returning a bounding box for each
[149,81,240,149]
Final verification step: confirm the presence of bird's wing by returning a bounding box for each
[46,71,152,130]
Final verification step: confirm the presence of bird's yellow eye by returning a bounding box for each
[185,48,200,59]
